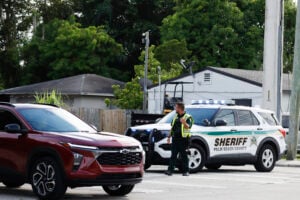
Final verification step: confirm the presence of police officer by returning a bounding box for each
[165,102,193,176]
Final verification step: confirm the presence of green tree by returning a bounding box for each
[22,18,124,83]
[0,0,32,87]
[161,0,247,69]
[107,78,143,109]
[109,44,183,109]
[74,0,176,76]
[154,39,191,69]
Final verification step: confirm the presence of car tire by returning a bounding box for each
[205,164,222,170]
[254,144,276,172]
[30,157,67,200]
[2,180,25,188]
[103,185,135,196]
[188,143,206,173]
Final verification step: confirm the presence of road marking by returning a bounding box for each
[143,180,226,189]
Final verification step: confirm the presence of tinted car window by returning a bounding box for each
[158,108,218,126]
[18,108,96,133]
[0,110,22,131]
[214,109,235,126]
[259,112,278,126]
[237,110,259,126]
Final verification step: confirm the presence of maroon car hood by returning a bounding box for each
[42,131,140,147]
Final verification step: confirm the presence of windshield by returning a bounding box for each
[17,107,96,133]
[158,108,218,126]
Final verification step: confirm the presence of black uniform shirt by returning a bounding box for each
[171,113,192,139]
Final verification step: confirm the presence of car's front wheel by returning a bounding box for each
[255,144,276,172]
[30,157,67,200]
[103,185,135,196]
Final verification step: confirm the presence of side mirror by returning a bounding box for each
[4,123,22,133]
[215,119,227,126]
[202,119,210,126]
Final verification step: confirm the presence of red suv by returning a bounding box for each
[0,103,144,199]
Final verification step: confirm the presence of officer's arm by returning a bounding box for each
[183,118,192,129]
[181,118,189,129]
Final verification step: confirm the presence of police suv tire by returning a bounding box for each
[188,143,206,173]
[2,180,25,188]
[30,157,67,200]
[205,164,222,170]
[103,185,135,196]
[254,144,276,172]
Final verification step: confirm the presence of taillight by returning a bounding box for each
[279,129,286,138]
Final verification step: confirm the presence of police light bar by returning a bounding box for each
[191,99,235,105]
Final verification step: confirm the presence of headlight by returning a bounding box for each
[72,152,83,171]
[68,143,98,151]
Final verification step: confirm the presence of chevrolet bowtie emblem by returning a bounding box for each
[120,149,130,154]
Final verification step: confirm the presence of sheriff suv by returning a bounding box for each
[0,103,144,200]
[126,100,286,173]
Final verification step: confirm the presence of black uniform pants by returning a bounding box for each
[168,138,189,173]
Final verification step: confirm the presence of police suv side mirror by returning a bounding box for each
[215,119,227,126]
[203,119,210,126]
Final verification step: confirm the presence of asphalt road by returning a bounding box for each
[1,165,300,200]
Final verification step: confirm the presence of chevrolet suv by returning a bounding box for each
[0,103,144,199]
[126,100,286,173]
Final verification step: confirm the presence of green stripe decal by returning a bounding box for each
[192,130,278,136]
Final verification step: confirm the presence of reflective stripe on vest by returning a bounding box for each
[171,113,193,138]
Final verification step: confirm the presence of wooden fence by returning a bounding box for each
[69,108,164,134]
[69,108,131,134]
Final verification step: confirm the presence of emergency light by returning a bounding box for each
[191,99,235,105]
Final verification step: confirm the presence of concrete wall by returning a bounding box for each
[148,69,263,114]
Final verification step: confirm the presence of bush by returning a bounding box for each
[34,90,65,107]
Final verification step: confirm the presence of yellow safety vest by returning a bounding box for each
[171,113,193,138]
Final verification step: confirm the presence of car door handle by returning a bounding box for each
[231,129,237,132]
[257,128,263,130]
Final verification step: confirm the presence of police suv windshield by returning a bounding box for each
[158,108,218,126]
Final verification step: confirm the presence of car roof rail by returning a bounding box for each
[33,103,59,108]
[0,102,15,107]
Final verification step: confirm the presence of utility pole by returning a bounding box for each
[287,0,300,160]
[158,66,162,114]
[262,0,284,122]
[142,31,150,112]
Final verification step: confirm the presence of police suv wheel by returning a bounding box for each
[188,143,206,173]
[30,157,67,200]
[254,144,276,172]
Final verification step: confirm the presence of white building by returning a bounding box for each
[148,67,292,114]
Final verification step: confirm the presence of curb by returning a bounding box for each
[276,160,300,168]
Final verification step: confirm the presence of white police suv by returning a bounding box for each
[126,100,287,173]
